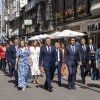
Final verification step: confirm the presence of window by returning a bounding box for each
[65,0,74,19]
[76,0,87,15]
[54,0,64,23]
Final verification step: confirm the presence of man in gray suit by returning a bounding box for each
[64,37,82,90]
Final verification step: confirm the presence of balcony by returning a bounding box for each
[25,0,46,12]
[25,0,38,12]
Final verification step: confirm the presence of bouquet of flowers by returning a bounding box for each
[64,8,73,18]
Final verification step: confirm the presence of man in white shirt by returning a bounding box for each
[54,42,62,87]
[88,38,97,79]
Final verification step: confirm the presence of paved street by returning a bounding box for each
[0,70,100,100]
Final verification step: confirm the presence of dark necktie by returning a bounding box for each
[48,46,50,53]
[72,45,75,53]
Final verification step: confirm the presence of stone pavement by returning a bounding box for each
[0,70,100,100]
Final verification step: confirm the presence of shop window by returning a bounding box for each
[54,0,64,24]
[76,0,87,15]
[64,0,74,20]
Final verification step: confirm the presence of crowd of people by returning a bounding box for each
[0,37,100,92]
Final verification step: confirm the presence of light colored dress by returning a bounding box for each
[30,46,40,75]
[16,47,33,88]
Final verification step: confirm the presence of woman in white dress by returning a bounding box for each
[30,40,40,84]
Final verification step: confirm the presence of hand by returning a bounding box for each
[55,62,58,65]
[78,62,82,66]
[96,64,98,69]
[89,61,91,65]
[30,61,33,66]
[15,65,18,70]
[64,64,67,68]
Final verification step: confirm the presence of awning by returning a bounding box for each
[91,0,100,14]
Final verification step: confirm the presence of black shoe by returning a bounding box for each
[82,78,86,84]
[48,88,53,92]
[17,87,22,90]
[68,85,71,90]
[44,86,48,90]
[58,82,62,87]
[71,85,76,90]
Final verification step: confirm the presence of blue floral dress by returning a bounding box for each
[16,47,33,88]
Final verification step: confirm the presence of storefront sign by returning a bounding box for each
[24,20,32,25]
[69,25,80,31]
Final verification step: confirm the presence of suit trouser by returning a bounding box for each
[44,63,54,89]
[80,63,89,79]
[8,62,12,75]
[1,58,6,71]
[89,57,95,75]
[54,62,62,82]
[68,64,77,85]
[11,63,18,86]
[90,59,99,80]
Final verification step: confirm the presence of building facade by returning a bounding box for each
[2,0,100,46]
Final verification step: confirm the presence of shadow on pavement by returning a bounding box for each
[87,83,100,88]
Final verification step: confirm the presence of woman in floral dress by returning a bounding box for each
[16,39,33,91]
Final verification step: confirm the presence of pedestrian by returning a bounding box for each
[5,40,13,76]
[88,38,98,80]
[0,42,2,69]
[54,42,62,87]
[95,43,100,79]
[16,39,33,91]
[0,43,6,71]
[30,40,40,84]
[60,43,66,77]
[39,41,44,77]
[9,37,19,87]
[39,37,56,92]
[64,37,82,90]
[80,38,91,85]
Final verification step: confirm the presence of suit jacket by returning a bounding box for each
[6,46,12,62]
[55,49,62,63]
[39,45,56,67]
[64,45,81,66]
[80,44,91,63]
[9,45,17,64]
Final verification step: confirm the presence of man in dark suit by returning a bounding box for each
[64,37,82,90]
[88,38,98,80]
[54,42,62,86]
[39,37,56,92]
[80,38,91,84]
[9,38,19,86]
[6,40,13,76]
